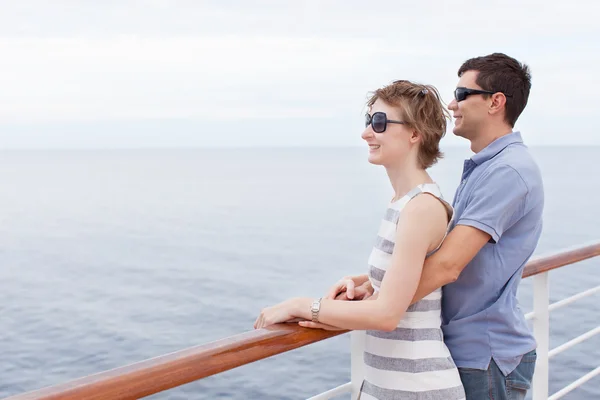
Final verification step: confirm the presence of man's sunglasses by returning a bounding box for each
[365,112,405,133]
[454,87,513,102]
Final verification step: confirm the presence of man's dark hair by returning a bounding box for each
[458,53,531,127]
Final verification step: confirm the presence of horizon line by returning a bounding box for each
[0,144,597,151]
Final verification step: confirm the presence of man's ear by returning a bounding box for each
[489,93,507,116]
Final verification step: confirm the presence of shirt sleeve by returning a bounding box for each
[456,164,528,243]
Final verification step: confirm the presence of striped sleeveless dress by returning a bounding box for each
[359,183,465,400]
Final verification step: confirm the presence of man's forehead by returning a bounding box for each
[458,70,479,86]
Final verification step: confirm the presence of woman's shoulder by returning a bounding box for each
[418,182,454,222]
[398,188,451,235]
[403,190,448,217]
[394,195,449,253]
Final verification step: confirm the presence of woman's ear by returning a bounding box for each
[410,130,420,143]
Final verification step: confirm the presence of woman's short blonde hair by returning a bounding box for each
[367,80,450,169]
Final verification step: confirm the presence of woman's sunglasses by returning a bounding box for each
[365,112,405,133]
[454,87,513,102]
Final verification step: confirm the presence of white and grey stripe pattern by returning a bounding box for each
[360,183,465,400]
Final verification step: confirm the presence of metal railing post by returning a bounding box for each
[532,272,550,400]
[350,331,365,400]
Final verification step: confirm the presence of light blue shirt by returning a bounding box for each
[442,131,544,375]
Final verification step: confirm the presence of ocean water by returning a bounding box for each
[0,146,598,400]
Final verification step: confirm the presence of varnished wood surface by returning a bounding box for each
[523,241,600,278]
[5,323,347,400]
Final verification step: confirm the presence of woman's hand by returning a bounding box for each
[299,291,379,331]
[326,275,374,301]
[254,298,301,329]
[298,320,346,331]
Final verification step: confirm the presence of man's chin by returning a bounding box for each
[452,127,465,138]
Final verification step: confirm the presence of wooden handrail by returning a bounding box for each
[5,241,600,400]
[5,324,347,400]
[523,241,600,278]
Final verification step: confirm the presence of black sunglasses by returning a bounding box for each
[454,87,513,102]
[365,111,405,133]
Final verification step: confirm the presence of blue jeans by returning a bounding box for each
[458,350,537,400]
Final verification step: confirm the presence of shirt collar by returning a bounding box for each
[471,131,523,165]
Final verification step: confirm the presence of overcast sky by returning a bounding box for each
[0,1,598,149]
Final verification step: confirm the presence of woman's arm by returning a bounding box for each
[254,194,448,331]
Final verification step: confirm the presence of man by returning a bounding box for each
[316,53,544,399]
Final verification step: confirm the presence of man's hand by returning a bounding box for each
[326,276,374,301]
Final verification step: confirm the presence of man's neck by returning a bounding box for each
[470,126,514,153]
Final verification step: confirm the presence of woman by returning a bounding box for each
[254,80,465,400]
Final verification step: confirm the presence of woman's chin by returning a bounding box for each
[367,154,384,165]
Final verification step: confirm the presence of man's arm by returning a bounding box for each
[409,225,490,304]
[410,164,529,304]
